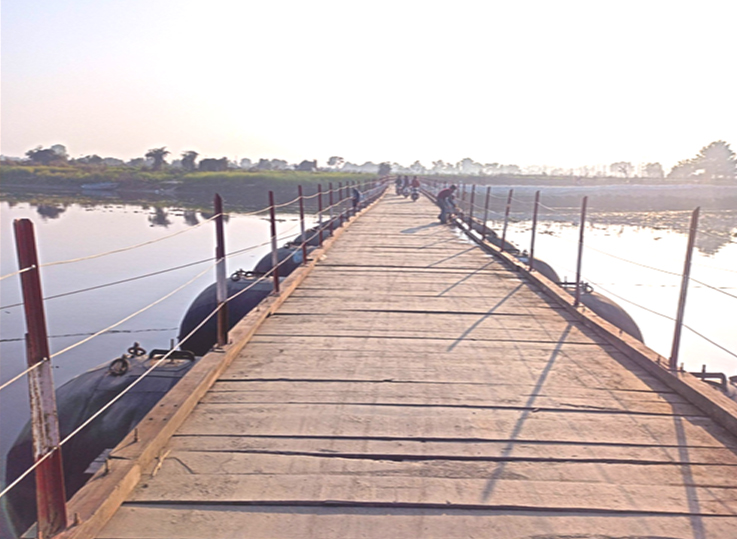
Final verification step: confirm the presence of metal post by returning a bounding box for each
[268,191,280,293]
[214,194,228,347]
[468,185,475,228]
[317,184,324,247]
[501,189,514,253]
[669,207,700,370]
[328,182,334,232]
[529,191,540,271]
[13,218,68,538]
[298,185,307,265]
[574,196,588,307]
[482,186,491,240]
[338,182,343,226]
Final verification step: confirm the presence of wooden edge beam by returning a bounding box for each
[52,189,387,539]
[452,215,737,437]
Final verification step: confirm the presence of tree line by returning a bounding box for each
[11,141,736,181]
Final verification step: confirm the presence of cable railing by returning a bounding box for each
[420,176,736,369]
[0,180,384,388]
[0,179,389,522]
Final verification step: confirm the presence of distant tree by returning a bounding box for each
[409,160,426,173]
[695,140,736,180]
[255,158,272,170]
[145,147,170,171]
[181,151,198,172]
[668,141,736,181]
[458,158,483,175]
[643,162,664,178]
[50,144,68,158]
[198,157,228,172]
[75,154,103,165]
[127,157,147,168]
[296,159,317,172]
[327,156,344,169]
[610,161,634,177]
[378,162,392,176]
[26,146,66,165]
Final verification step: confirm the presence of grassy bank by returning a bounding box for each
[0,166,377,211]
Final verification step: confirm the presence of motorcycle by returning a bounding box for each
[410,187,419,201]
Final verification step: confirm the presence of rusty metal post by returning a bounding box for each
[268,191,280,293]
[482,186,491,240]
[13,218,68,538]
[317,184,324,247]
[529,191,541,271]
[669,207,700,370]
[574,196,588,307]
[214,194,228,347]
[500,189,514,253]
[298,185,307,265]
[328,182,334,233]
[468,185,475,228]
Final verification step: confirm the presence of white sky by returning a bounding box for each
[1,0,736,170]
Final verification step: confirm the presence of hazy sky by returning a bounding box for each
[2,0,736,170]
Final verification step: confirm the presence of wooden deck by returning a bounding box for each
[96,195,737,538]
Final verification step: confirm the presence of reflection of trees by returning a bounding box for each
[35,205,67,220]
[183,210,199,226]
[148,207,171,227]
[535,210,735,256]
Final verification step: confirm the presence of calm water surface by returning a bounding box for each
[0,201,315,510]
[1,197,736,533]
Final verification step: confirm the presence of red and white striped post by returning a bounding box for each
[14,218,68,538]
[214,194,228,347]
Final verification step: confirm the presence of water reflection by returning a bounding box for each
[35,204,67,220]
[148,207,171,228]
[183,210,199,226]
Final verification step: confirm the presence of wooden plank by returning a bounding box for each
[125,473,737,515]
[201,380,700,415]
[97,505,737,539]
[176,403,732,447]
[170,435,737,465]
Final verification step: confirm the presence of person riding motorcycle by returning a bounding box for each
[410,176,421,201]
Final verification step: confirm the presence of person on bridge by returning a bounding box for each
[351,187,363,210]
[410,176,421,189]
[436,185,458,224]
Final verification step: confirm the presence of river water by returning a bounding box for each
[1,189,736,535]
